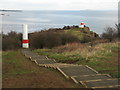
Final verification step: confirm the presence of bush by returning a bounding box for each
[2,31,22,51]
[29,31,79,49]
[29,32,62,49]
[60,33,80,45]
[115,23,120,38]
[101,27,117,42]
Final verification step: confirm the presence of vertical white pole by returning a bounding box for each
[22,24,29,48]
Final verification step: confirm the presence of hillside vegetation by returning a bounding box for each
[2,25,99,50]
[29,26,99,49]
[2,23,119,50]
[34,42,120,78]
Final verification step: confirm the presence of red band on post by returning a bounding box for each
[81,23,84,25]
[22,40,29,43]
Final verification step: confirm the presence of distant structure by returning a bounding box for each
[118,1,120,24]
[22,24,29,48]
[80,22,85,28]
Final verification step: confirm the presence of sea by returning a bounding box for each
[0,10,118,34]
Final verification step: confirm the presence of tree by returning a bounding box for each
[2,31,21,50]
[115,23,120,38]
[101,27,117,42]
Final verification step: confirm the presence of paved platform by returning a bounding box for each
[82,79,120,88]
[30,56,47,61]
[58,65,97,77]
[35,59,56,64]
[41,63,78,68]
[71,74,111,84]
[21,49,120,89]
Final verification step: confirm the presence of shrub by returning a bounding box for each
[29,31,79,49]
[60,33,80,45]
[2,31,22,51]
[115,23,120,38]
[101,27,117,42]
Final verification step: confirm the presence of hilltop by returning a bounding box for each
[30,25,99,43]
[40,25,99,38]
[28,25,99,49]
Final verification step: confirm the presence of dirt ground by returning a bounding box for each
[2,50,82,88]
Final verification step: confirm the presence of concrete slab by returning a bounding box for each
[24,52,38,57]
[30,55,47,60]
[71,74,111,84]
[36,59,56,64]
[43,63,79,68]
[82,79,119,88]
[58,66,97,78]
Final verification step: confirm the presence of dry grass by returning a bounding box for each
[34,42,120,78]
[53,43,88,52]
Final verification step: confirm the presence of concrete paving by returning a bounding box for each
[82,79,120,88]
[35,59,56,64]
[71,74,111,83]
[58,65,97,77]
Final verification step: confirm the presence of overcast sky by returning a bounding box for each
[0,0,119,10]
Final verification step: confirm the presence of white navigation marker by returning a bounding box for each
[22,24,29,48]
[80,22,85,28]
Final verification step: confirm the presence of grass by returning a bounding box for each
[33,42,120,78]
[64,28,94,40]
[3,50,81,88]
[2,50,36,77]
[34,49,84,63]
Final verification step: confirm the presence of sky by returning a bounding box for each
[0,0,119,10]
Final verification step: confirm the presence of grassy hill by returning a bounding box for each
[29,26,99,49]
[46,26,99,39]
[63,27,99,42]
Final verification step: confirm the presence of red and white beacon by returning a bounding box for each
[80,22,85,28]
[22,24,29,48]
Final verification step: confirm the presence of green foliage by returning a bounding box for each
[49,53,84,63]
[64,28,97,43]
[34,49,84,63]
[106,47,120,50]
